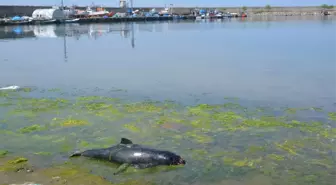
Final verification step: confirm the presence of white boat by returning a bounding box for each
[77,6,109,17]
[195,16,202,20]
[64,18,80,23]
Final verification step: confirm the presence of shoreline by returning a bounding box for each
[0,5,335,17]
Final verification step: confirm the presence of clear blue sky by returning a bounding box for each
[1,0,335,7]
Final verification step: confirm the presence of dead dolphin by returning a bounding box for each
[70,138,186,175]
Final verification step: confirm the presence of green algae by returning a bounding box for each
[18,124,46,134]
[124,123,141,132]
[79,140,90,148]
[275,140,302,156]
[0,151,8,157]
[12,98,69,113]
[307,159,334,169]
[41,163,114,185]
[223,156,262,168]
[0,157,29,172]
[35,162,157,185]
[60,118,89,127]
[34,152,51,156]
[85,102,113,111]
[8,157,28,164]
[0,91,335,185]
[246,145,266,153]
[328,112,336,121]
[267,154,285,161]
[124,102,162,113]
[285,108,298,114]
[185,130,213,144]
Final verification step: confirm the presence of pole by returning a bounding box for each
[63,26,68,62]
[130,0,133,14]
[131,22,135,48]
[61,0,64,9]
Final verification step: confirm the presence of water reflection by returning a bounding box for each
[0,23,137,62]
[0,24,133,40]
[1,16,334,41]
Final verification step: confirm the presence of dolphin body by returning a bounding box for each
[70,138,186,175]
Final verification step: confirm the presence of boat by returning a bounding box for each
[75,6,110,18]
[195,16,202,20]
[3,19,33,25]
[241,13,248,17]
[64,18,80,23]
[322,10,330,16]
[223,13,233,18]
[215,12,223,19]
[2,15,34,25]
[33,19,58,25]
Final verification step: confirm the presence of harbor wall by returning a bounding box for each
[0,5,334,17]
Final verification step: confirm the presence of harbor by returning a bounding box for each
[0,0,254,26]
[1,1,334,27]
[0,2,335,183]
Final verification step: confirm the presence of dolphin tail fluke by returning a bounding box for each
[69,151,82,157]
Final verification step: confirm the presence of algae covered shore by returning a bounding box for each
[0,87,335,185]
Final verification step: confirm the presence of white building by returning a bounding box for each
[32,8,65,20]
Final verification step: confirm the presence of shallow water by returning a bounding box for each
[0,16,335,185]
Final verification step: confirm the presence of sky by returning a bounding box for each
[1,0,335,7]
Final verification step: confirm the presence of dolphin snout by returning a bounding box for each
[179,158,186,165]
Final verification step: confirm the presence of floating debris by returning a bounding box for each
[0,85,20,90]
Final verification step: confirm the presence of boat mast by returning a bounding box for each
[61,0,64,9]
[130,0,133,14]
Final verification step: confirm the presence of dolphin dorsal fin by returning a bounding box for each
[120,138,133,145]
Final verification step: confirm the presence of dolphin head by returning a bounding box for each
[158,151,186,166]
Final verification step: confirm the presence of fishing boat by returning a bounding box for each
[74,6,109,18]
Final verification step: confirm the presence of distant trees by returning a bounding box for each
[321,4,334,9]
[265,4,271,12]
[242,6,247,12]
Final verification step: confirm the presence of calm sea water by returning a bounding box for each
[1,16,335,108]
[0,16,335,185]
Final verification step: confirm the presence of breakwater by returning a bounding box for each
[0,5,335,17]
